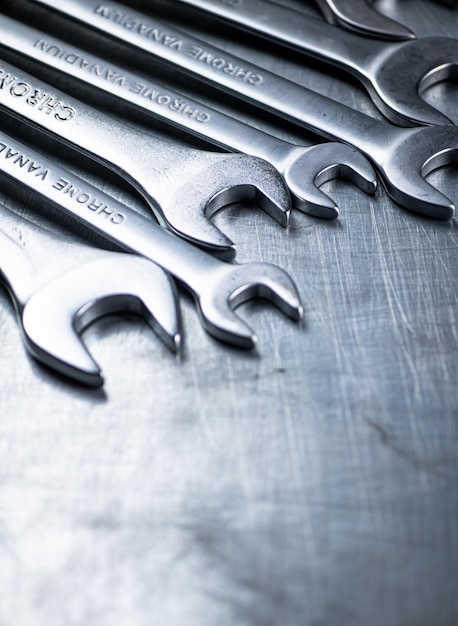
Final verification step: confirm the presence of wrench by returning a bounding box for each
[0,201,180,386]
[110,0,458,127]
[313,0,415,40]
[0,129,303,349]
[0,60,291,262]
[16,3,456,219]
[0,16,376,220]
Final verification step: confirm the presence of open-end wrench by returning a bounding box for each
[0,16,376,219]
[0,129,303,350]
[62,0,458,127]
[168,0,457,126]
[0,60,291,262]
[0,201,180,386]
[313,0,415,40]
[16,3,457,219]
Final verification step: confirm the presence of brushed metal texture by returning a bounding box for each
[0,2,457,625]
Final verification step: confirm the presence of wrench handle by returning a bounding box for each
[0,14,294,171]
[21,0,396,158]
[0,128,223,295]
[28,0,390,80]
[0,58,145,174]
[0,54,218,222]
[0,198,109,307]
[0,203,46,306]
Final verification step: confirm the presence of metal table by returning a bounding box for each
[0,1,457,624]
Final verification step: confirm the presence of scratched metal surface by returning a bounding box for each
[0,1,457,625]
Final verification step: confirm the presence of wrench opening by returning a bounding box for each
[199,158,291,228]
[379,125,458,219]
[21,256,181,387]
[372,37,458,126]
[73,293,181,353]
[421,147,458,178]
[197,262,303,349]
[0,204,182,388]
[283,143,377,218]
[419,62,458,93]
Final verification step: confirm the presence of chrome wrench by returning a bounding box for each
[150,0,456,126]
[313,0,415,40]
[0,59,291,261]
[15,3,456,219]
[0,201,180,386]
[0,16,376,219]
[0,129,303,349]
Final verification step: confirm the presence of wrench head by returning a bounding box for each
[197,262,303,349]
[284,143,377,218]
[380,125,458,219]
[20,254,181,386]
[158,153,291,260]
[373,37,458,126]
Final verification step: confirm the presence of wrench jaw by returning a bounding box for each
[197,263,303,349]
[284,144,377,219]
[372,38,458,126]
[159,154,291,260]
[20,255,181,387]
[380,126,457,220]
[314,0,415,41]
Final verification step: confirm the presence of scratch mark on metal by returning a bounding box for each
[190,361,218,450]
[370,206,414,333]
[364,416,446,478]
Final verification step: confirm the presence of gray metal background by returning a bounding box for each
[0,1,457,625]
